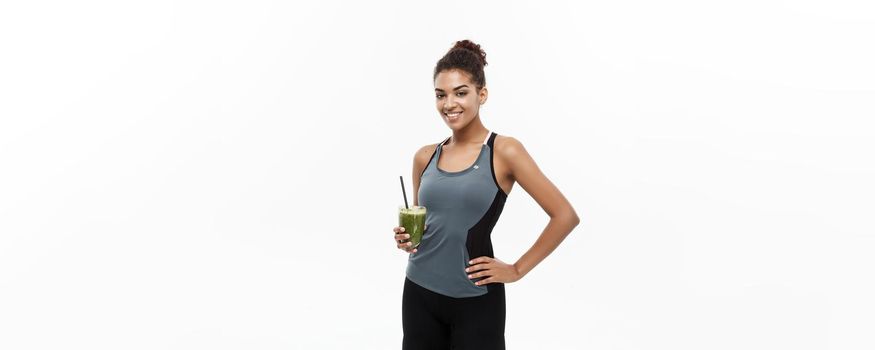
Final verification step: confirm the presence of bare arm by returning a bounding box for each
[501,137,580,278]
[392,144,438,255]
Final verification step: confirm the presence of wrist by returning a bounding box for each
[512,262,526,281]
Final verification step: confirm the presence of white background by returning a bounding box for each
[1,1,873,349]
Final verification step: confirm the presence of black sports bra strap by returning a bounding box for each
[420,137,452,178]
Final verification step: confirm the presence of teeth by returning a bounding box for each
[446,112,461,117]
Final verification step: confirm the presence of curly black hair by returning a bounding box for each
[433,40,488,89]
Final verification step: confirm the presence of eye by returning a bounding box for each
[436,93,445,99]
[457,91,468,97]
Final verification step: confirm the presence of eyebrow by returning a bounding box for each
[435,85,470,92]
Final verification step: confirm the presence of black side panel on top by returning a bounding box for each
[466,189,508,275]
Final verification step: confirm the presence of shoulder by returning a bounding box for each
[494,135,535,176]
[413,142,441,168]
[493,134,527,159]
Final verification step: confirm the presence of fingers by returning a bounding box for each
[394,232,409,243]
[466,257,493,273]
[394,227,407,242]
[400,241,417,253]
[465,263,489,273]
[465,256,500,285]
[467,270,494,285]
[395,234,410,247]
[392,226,417,253]
[467,270,488,279]
[468,256,493,265]
[474,277,493,286]
[397,240,416,252]
[467,265,496,278]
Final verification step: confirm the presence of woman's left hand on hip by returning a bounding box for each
[466,256,521,285]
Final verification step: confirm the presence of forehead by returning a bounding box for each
[434,69,474,87]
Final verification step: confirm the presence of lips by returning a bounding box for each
[445,111,462,121]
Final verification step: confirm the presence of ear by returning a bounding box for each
[479,87,488,105]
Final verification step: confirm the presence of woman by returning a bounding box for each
[392,40,580,349]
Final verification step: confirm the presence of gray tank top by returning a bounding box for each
[406,131,508,298]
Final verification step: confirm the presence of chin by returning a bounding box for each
[445,122,468,131]
[443,117,469,130]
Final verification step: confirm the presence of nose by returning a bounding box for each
[443,96,458,111]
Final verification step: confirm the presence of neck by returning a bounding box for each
[449,115,489,145]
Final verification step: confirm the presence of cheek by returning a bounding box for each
[464,97,479,110]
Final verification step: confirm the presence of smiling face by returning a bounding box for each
[434,69,488,131]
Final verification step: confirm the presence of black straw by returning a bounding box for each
[399,176,409,209]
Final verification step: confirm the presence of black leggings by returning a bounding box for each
[402,277,506,350]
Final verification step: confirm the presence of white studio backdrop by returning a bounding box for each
[1,1,873,349]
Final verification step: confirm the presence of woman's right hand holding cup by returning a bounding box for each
[393,226,417,254]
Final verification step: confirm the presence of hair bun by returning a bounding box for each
[452,39,487,66]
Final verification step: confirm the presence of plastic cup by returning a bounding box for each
[398,206,427,248]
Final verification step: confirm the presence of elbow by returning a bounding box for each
[554,208,580,228]
[569,210,581,228]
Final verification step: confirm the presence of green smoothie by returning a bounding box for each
[398,206,427,248]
